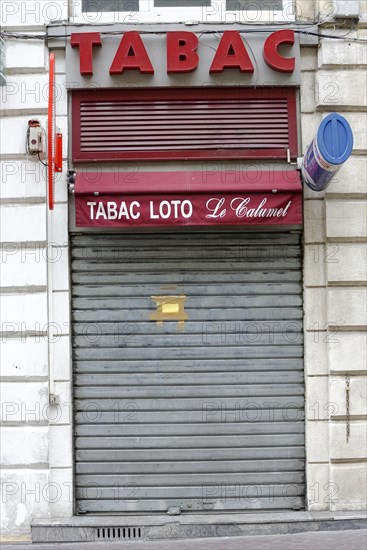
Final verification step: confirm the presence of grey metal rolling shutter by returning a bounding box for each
[72,231,304,514]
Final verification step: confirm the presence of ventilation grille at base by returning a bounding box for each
[96,527,142,541]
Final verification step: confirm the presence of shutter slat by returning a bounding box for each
[82,141,289,149]
[81,113,286,125]
[80,126,290,134]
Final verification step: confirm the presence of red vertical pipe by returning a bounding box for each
[48,52,55,210]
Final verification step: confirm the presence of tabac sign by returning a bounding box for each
[74,170,303,228]
[65,27,301,88]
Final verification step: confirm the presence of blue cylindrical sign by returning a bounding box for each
[302,113,353,192]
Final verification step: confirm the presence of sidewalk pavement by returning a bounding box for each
[2,528,367,550]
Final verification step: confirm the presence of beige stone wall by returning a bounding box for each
[0,10,72,537]
[301,4,367,510]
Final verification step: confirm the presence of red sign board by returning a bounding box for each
[75,171,302,228]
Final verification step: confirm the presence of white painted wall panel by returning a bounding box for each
[306,421,329,462]
[300,71,316,113]
[0,427,48,466]
[51,381,73,425]
[328,288,367,326]
[0,160,46,199]
[326,201,367,239]
[0,382,48,424]
[52,336,72,382]
[316,71,367,107]
[361,0,367,22]
[48,468,73,517]
[51,203,68,246]
[329,333,367,373]
[319,30,367,67]
[331,422,367,459]
[331,464,367,510]
[326,156,367,196]
[0,294,48,329]
[304,287,327,330]
[0,116,47,155]
[304,245,327,287]
[0,161,67,203]
[52,247,69,291]
[5,40,46,71]
[54,50,66,74]
[300,46,317,71]
[0,246,47,287]
[327,244,367,283]
[1,74,49,111]
[49,425,72,468]
[304,332,328,376]
[341,113,367,151]
[52,292,70,336]
[0,338,48,379]
[304,200,326,243]
[330,376,367,417]
[306,463,329,511]
[306,377,329,421]
[54,74,68,116]
[0,470,50,536]
[0,204,46,243]
[0,390,73,427]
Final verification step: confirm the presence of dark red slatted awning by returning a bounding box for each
[74,170,303,228]
[72,88,298,162]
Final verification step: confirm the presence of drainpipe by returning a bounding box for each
[0,37,6,86]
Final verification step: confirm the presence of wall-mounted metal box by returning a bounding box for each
[333,0,359,18]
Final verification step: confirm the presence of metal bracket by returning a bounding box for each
[167,506,181,516]
[287,148,300,166]
[49,393,59,406]
[68,170,76,193]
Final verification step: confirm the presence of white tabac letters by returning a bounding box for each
[230,197,292,218]
[86,201,141,220]
[150,200,193,220]
[86,197,293,223]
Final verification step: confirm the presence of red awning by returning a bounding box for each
[74,170,303,228]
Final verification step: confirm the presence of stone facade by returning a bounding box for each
[0,0,366,538]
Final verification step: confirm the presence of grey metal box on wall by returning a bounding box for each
[333,0,359,18]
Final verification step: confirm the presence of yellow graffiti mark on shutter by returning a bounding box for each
[150,295,188,329]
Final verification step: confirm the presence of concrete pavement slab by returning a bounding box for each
[1,528,367,550]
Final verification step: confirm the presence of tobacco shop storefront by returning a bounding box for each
[60,25,305,514]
